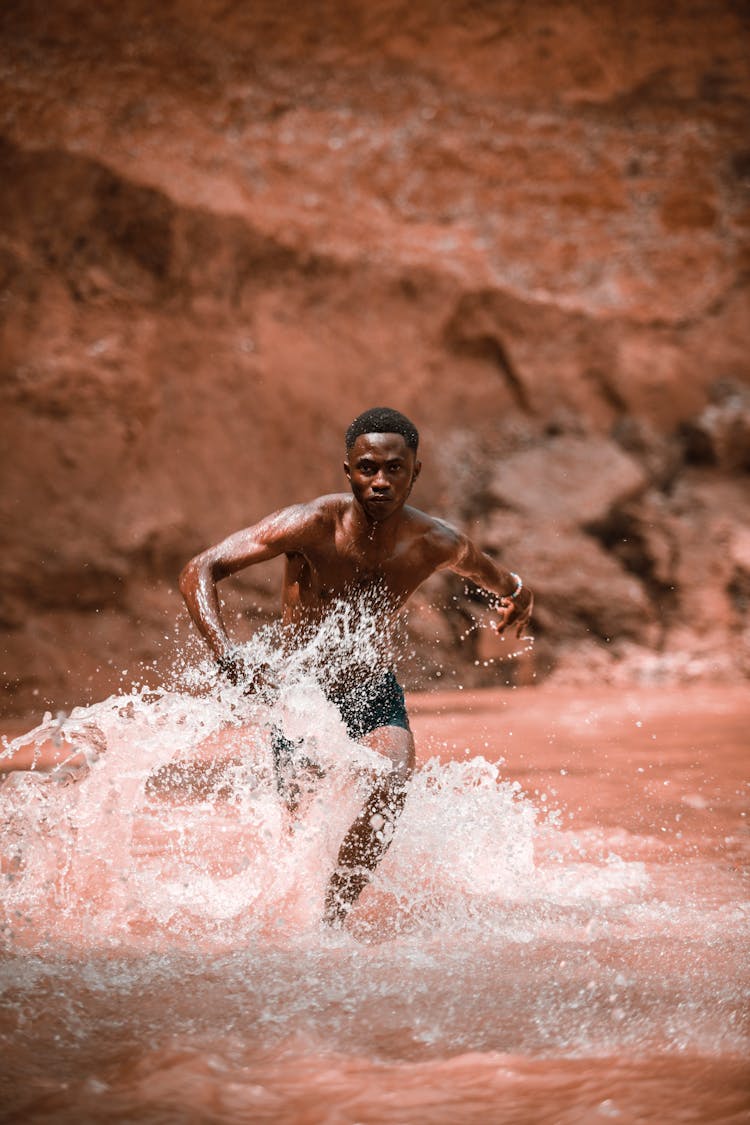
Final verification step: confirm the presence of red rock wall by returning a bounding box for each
[1,0,749,712]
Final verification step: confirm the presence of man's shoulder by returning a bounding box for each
[403,506,464,556]
[279,494,347,515]
[258,494,346,544]
[288,494,349,533]
[306,493,350,519]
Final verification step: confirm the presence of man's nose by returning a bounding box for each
[372,472,390,490]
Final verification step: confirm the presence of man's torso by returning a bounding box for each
[278,495,451,629]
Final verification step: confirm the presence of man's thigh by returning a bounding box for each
[360,725,415,778]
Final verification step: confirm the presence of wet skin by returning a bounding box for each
[179,432,533,926]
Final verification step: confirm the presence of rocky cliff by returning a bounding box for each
[1,0,749,712]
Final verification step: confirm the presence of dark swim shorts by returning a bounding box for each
[327,670,411,740]
[270,672,410,802]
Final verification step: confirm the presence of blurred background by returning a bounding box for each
[1,0,749,715]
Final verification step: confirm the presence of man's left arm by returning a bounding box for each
[438,527,533,638]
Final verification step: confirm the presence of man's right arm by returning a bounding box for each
[178,503,317,674]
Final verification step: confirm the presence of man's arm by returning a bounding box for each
[178,503,318,675]
[435,524,533,637]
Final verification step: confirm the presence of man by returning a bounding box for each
[179,407,533,926]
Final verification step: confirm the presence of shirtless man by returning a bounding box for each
[179,407,533,926]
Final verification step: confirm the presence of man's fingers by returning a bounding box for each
[490,593,533,639]
[217,652,245,684]
[243,665,276,697]
[493,600,513,634]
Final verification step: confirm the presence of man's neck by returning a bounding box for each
[348,498,404,550]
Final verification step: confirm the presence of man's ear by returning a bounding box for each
[412,459,422,483]
[343,459,351,481]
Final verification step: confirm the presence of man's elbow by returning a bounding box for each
[178,559,195,601]
[178,553,212,600]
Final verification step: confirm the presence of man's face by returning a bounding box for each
[344,432,421,521]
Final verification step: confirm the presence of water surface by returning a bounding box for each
[1,677,747,1124]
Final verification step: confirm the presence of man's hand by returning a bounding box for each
[494,586,534,639]
[216,650,273,695]
[216,649,247,686]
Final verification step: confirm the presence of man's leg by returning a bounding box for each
[322,725,414,927]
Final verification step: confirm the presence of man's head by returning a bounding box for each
[344,407,421,522]
[345,407,419,454]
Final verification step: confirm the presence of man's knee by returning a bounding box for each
[363,726,414,780]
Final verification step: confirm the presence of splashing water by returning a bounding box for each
[0,603,538,952]
[1,607,748,1123]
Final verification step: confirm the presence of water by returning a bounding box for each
[0,627,748,1123]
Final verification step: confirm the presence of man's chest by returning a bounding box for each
[295,536,430,599]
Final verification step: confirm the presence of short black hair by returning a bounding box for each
[345,407,419,452]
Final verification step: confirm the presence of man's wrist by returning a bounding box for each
[506,572,523,600]
[488,572,524,612]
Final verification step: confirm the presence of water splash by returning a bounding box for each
[0,599,576,954]
[2,614,748,1124]
[0,707,539,949]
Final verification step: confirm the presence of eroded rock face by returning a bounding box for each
[0,0,749,711]
[485,436,648,527]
